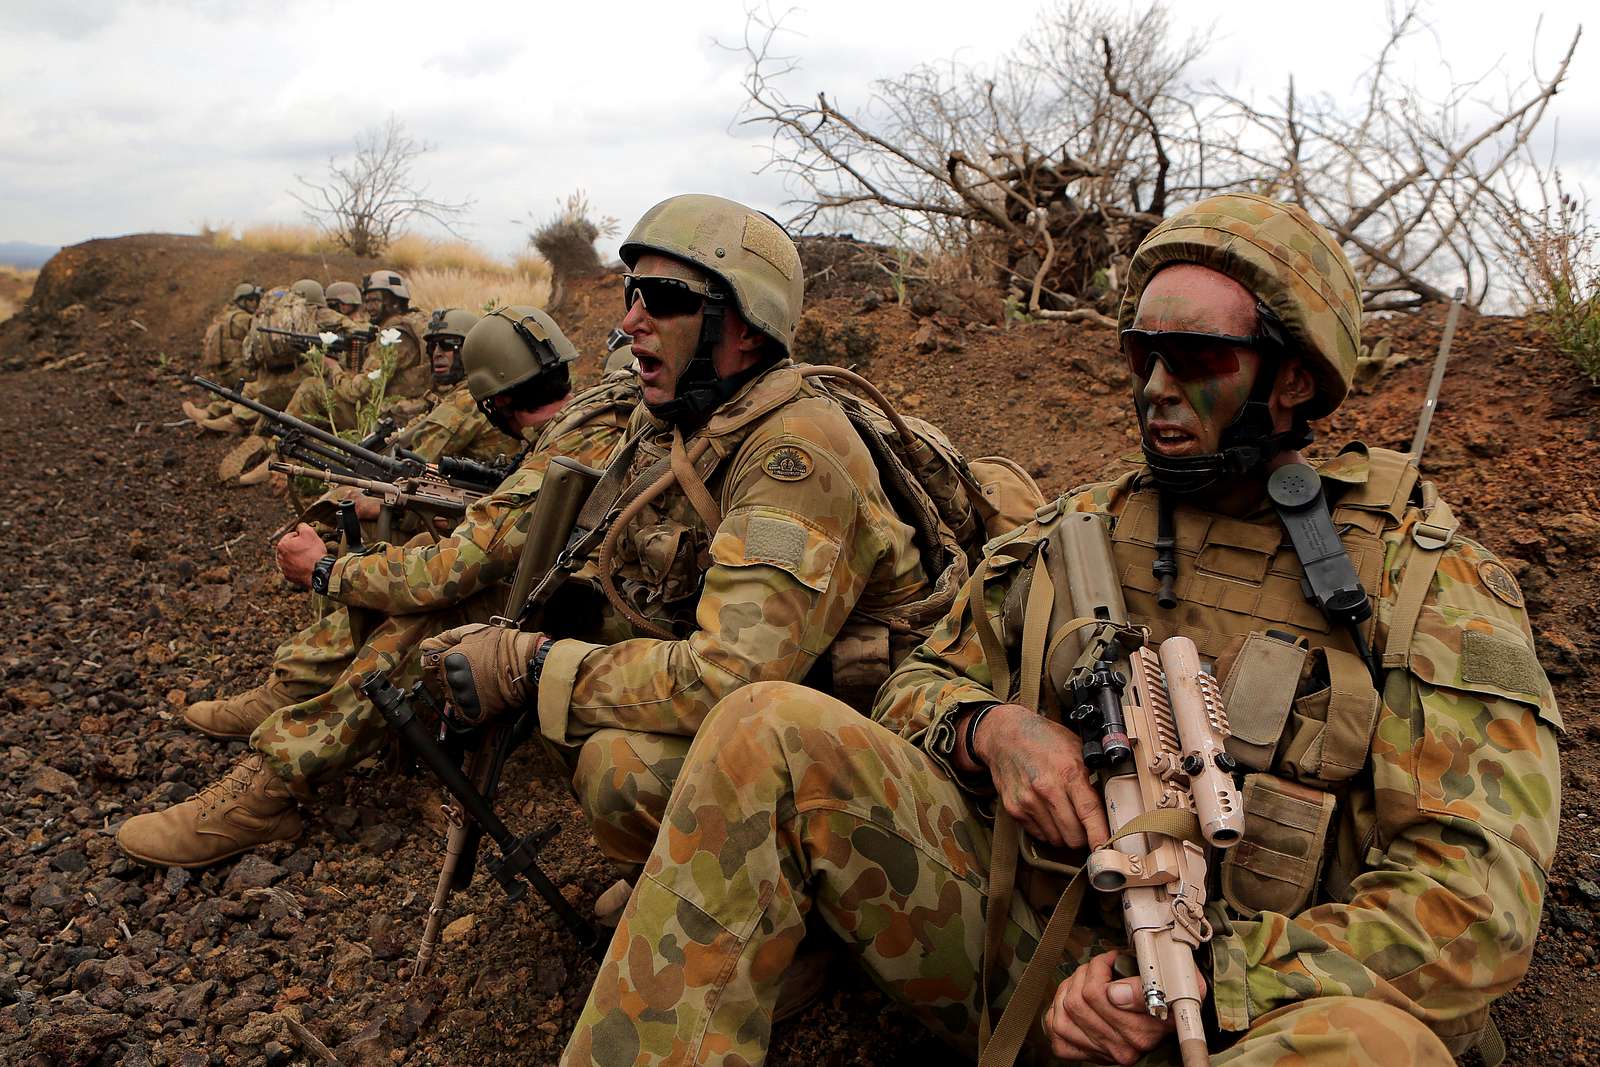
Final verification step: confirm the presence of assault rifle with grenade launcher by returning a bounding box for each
[981,512,1243,1067]
[356,456,608,971]
[256,324,376,371]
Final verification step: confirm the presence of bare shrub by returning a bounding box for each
[292,116,474,257]
[1499,175,1600,381]
[528,191,619,306]
[731,2,1579,314]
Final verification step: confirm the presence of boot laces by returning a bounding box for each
[193,754,262,809]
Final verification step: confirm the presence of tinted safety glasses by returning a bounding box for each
[426,338,462,353]
[623,274,713,319]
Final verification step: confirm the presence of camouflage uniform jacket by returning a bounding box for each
[323,371,638,615]
[872,445,1561,1055]
[329,309,430,406]
[535,361,932,746]
[392,381,518,466]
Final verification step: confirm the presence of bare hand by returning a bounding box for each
[275,523,329,587]
[353,495,381,521]
[973,704,1109,849]
[1043,950,1205,1065]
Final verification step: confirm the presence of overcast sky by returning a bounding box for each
[0,0,1592,263]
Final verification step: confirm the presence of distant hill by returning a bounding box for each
[0,241,60,269]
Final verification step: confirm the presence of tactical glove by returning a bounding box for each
[419,624,545,726]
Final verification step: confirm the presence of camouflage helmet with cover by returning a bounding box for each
[619,193,804,355]
[232,282,263,305]
[461,305,578,407]
[1118,192,1361,420]
[362,268,411,304]
[324,281,362,308]
[290,278,326,307]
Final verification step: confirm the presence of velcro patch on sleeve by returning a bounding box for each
[710,505,841,593]
[1461,629,1546,698]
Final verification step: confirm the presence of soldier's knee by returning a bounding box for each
[699,681,859,748]
[1228,997,1452,1067]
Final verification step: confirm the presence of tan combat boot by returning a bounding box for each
[183,682,290,739]
[116,753,303,868]
[237,458,273,486]
[218,435,270,482]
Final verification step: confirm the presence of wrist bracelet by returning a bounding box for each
[964,702,1000,767]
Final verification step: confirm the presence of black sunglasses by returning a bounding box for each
[623,274,712,318]
[426,338,462,353]
[1120,303,1285,383]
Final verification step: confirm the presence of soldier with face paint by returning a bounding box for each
[559,194,1561,1067]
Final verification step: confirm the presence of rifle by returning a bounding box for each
[1409,286,1465,463]
[982,512,1242,1067]
[356,456,607,970]
[268,462,481,526]
[257,324,376,370]
[191,376,502,494]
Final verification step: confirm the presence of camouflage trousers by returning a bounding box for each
[561,681,1454,1067]
[251,592,497,788]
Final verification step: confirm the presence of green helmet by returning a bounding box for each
[461,305,579,405]
[619,193,804,354]
[232,282,263,304]
[291,278,326,307]
[1118,192,1360,420]
[362,268,411,303]
[325,281,362,307]
[424,307,481,344]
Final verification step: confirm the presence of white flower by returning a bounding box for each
[378,328,402,346]
[367,368,383,381]
[319,332,340,346]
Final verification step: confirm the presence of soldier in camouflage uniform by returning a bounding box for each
[182,281,262,428]
[115,307,637,868]
[560,194,1561,1066]
[420,194,936,874]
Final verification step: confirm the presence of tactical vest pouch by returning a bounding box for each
[1219,631,1308,771]
[1278,647,1380,787]
[969,456,1047,539]
[1221,773,1337,918]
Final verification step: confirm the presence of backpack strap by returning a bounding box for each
[1381,479,1459,669]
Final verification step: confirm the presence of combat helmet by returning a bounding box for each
[291,278,326,307]
[461,306,578,425]
[362,269,411,304]
[1119,192,1360,420]
[325,281,362,309]
[620,193,803,354]
[232,282,263,306]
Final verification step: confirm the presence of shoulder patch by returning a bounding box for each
[763,444,813,482]
[1477,558,1524,608]
[1460,629,1545,697]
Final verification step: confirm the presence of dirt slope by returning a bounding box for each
[0,235,1596,1066]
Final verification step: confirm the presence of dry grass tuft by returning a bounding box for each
[0,264,40,323]
[219,223,341,255]
[383,235,504,274]
[408,263,554,315]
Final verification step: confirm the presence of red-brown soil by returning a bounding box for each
[0,235,1595,1066]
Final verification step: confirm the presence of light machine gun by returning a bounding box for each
[983,512,1243,1067]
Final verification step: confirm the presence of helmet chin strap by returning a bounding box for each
[646,300,777,432]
